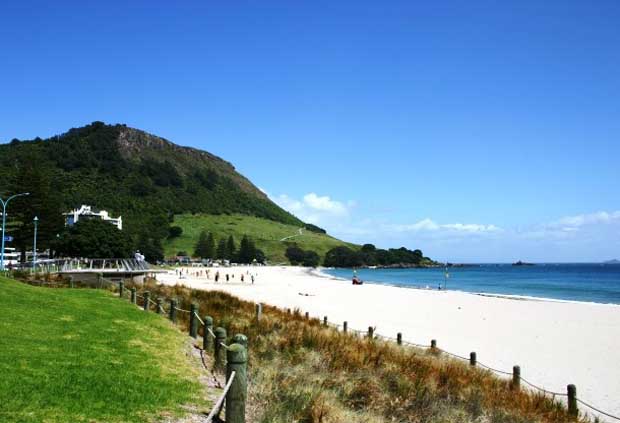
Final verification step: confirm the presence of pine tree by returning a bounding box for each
[8,151,64,262]
[226,235,236,260]
[205,232,215,258]
[216,238,227,260]
[194,230,209,258]
[237,235,258,264]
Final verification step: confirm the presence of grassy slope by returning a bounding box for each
[164,213,357,262]
[0,278,207,423]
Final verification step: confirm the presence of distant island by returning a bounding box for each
[603,259,620,264]
[512,260,535,266]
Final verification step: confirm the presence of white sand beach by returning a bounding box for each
[157,265,620,421]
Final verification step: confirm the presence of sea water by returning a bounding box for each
[321,264,620,305]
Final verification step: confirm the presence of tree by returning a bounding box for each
[55,219,133,258]
[137,233,164,262]
[205,233,215,258]
[304,223,326,234]
[285,245,305,265]
[361,244,376,253]
[237,235,258,264]
[168,226,183,238]
[323,246,363,268]
[216,238,227,260]
[226,235,236,260]
[6,151,64,262]
[255,248,266,264]
[194,231,215,258]
[302,250,320,267]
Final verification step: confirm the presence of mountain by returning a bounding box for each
[0,122,316,260]
[603,259,620,264]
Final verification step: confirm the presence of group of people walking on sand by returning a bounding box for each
[175,267,256,285]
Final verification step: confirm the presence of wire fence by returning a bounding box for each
[337,320,619,421]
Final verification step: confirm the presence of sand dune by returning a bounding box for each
[157,265,620,422]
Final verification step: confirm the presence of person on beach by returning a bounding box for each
[251,274,255,284]
[215,271,220,282]
[241,274,244,282]
[352,275,363,285]
[226,274,229,282]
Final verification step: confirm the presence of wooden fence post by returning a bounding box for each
[255,303,262,324]
[130,288,136,304]
[397,332,402,345]
[512,365,520,390]
[143,291,150,311]
[203,316,214,351]
[367,326,374,339]
[169,299,177,323]
[567,384,578,417]
[214,327,227,371]
[226,343,247,423]
[305,312,309,320]
[470,352,477,366]
[343,321,348,333]
[232,334,248,354]
[189,304,198,338]
[119,281,124,298]
[156,298,163,314]
[323,316,328,326]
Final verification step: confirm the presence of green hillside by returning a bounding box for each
[0,122,302,261]
[0,278,208,422]
[164,213,358,263]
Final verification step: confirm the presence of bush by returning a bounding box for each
[302,251,320,267]
[285,245,306,265]
[168,226,183,238]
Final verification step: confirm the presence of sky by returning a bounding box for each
[1,0,619,262]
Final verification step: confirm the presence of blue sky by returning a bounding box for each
[1,1,619,262]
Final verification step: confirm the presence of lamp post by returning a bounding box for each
[33,216,38,271]
[0,192,30,271]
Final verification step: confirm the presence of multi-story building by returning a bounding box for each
[63,205,122,230]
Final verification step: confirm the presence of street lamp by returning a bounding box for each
[33,216,39,271]
[0,192,30,271]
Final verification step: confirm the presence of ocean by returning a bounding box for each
[321,264,620,305]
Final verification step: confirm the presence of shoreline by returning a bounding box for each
[314,267,620,307]
[156,265,620,421]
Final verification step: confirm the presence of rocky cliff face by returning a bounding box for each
[115,126,267,198]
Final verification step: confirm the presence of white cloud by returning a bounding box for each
[272,192,352,225]
[302,193,348,215]
[517,210,620,240]
[391,219,500,234]
[550,211,620,229]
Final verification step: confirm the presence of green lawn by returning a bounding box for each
[164,213,358,262]
[0,278,207,423]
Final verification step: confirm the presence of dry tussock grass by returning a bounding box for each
[136,279,589,423]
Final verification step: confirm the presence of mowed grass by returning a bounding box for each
[0,278,207,423]
[164,213,357,262]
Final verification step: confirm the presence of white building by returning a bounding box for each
[64,205,123,230]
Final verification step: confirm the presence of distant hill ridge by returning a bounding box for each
[0,121,307,259]
[0,121,300,223]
